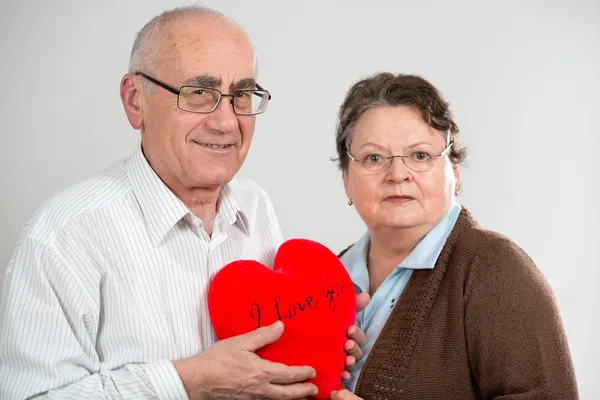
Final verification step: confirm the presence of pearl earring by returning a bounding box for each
[348,200,353,206]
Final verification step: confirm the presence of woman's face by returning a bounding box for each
[344,105,460,233]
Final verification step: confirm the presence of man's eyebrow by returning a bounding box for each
[231,78,257,91]
[184,75,221,88]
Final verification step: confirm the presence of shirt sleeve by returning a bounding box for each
[0,237,189,400]
[464,236,579,400]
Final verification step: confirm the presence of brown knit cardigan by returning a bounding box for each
[340,208,578,400]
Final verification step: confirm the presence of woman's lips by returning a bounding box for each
[383,195,415,204]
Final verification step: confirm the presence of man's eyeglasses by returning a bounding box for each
[346,140,454,174]
[135,72,271,116]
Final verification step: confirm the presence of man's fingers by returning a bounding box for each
[265,382,319,399]
[240,321,284,352]
[356,292,370,312]
[346,325,367,347]
[266,361,316,384]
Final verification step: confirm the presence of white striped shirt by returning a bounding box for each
[0,146,284,399]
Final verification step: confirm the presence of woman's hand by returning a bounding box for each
[342,292,370,380]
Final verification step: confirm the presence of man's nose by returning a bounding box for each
[205,95,238,133]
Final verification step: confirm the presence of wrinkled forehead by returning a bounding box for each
[157,15,256,85]
[351,105,447,149]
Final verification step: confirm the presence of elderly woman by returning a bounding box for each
[329,73,578,400]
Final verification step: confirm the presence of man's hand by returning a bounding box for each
[174,321,318,399]
[342,292,370,380]
[330,389,364,399]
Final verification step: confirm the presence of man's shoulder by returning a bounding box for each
[23,157,132,244]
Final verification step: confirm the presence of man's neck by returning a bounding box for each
[142,149,222,236]
[182,187,220,236]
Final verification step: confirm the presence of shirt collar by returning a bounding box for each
[217,180,251,237]
[341,200,462,293]
[400,200,462,269]
[127,146,189,246]
[127,146,251,246]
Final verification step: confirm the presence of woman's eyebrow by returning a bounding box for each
[404,141,434,150]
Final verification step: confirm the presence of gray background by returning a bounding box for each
[1,0,598,397]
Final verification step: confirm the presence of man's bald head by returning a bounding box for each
[128,5,256,78]
[120,5,261,197]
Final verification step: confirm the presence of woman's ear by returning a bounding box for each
[343,169,351,198]
[453,164,461,195]
[120,74,144,130]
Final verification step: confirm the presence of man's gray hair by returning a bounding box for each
[128,5,257,83]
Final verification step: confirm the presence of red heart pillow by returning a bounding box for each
[208,239,356,399]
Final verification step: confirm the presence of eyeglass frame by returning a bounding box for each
[345,139,455,173]
[134,71,272,116]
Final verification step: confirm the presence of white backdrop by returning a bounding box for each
[1,0,598,397]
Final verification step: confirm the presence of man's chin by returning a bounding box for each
[185,156,240,186]
[189,169,237,189]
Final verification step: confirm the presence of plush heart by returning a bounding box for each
[208,239,356,399]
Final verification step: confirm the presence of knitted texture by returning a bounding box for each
[343,209,578,400]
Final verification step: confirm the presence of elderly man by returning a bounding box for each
[0,6,367,399]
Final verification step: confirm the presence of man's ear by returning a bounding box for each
[120,74,144,130]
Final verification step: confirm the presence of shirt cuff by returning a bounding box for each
[141,359,189,400]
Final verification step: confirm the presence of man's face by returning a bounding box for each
[138,15,257,190]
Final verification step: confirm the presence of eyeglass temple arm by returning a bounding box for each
[135,72,180,95]
[345,150,358,161]
[438,139,454,156]
[255,83,272,100]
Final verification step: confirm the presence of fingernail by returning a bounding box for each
[312,386,319,395]
[272,320,283,329]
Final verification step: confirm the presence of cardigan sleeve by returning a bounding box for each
[464,236,579,400]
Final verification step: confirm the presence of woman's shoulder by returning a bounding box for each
[451,208,532,263]
[458,215,535,269]
[455,211,551,299]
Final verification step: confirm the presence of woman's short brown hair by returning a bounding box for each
[335,72,468,172]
